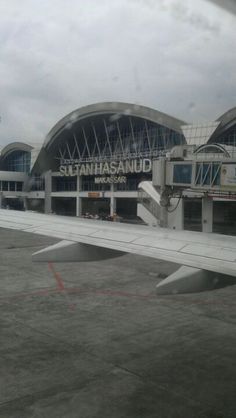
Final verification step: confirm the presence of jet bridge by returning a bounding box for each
[153,159,227,192]
[138,145,236,233]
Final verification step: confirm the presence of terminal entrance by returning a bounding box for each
[213,201,236,235]
[3,197,24,211]
[81,197,138,221]
[27,198,44,212]
[183,199,236,235]
[82,198,110,218]
[184,198,202,232]
[52,197,76,216]
[116,198,137,221]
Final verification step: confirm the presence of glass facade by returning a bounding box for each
[30,175,45,191]
[0,181,23,192]
[213,126,236,147]
[54,176,77,192]
[4,151,31,172]
[195,162,221,187]
[56,115,185,165]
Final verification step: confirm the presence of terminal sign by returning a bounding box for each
[94,176,127,184]
[59,158,152,176]
[88,192,100,198]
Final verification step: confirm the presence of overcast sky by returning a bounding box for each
[0,0,235,146]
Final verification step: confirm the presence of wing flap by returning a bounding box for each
[156,266,236,295]
[32,240,125,262]
[156,266,218,295]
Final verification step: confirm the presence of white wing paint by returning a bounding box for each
[0,209,236,295]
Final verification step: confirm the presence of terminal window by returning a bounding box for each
[195,162,221,186]
[54,176,77,192]
[173,164,192,184]
[5,151,31,173]
[0,181,23,192]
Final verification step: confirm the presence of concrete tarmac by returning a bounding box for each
[0,227,236,418]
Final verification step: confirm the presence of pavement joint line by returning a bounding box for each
[0,368,117,410]
[1,312,207,406]
[3,304,236,370]
[196,313,236,327]
[113,366,203,407]
[0,355,203,412]
[0,313,126,365]
[0,316,127,380]
[1,231,236,415]
[1,362,203,412]
[161,296,236,326]
[3,300,236,384]
[0,315,175,409]
[112,364,153,381]
[1,313,234,410]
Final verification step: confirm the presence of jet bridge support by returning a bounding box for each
[138,181,184,230]
[202,196,213,233]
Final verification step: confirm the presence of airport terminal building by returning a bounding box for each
[1,102,236,232]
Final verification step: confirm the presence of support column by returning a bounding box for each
[76,196,82,217]
[202,196,213,233]
[110,196,117,216]
[77,174,81,192]
[168,198,184,230]
[76,174,82,217]
[44,170,52,214]
[23,197,28,211]
[110,184,117,216]
[0,192,3,209]
[159,157,168,228]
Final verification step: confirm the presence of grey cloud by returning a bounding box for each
[207,0,236,15]
[0,0,235,145]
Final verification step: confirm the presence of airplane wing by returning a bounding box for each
[0,208,236,295]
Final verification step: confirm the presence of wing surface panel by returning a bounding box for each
[1,209,236,278]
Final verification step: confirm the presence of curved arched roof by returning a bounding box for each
[43,102,186,150]
[194,143,231,157]
[217,106,236,128]
[208,107,236,142]
[0,142,33,159]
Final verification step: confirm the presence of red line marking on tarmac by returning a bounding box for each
[48,262,65,291]
[0,262,235,309]
[48,262,76,310]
